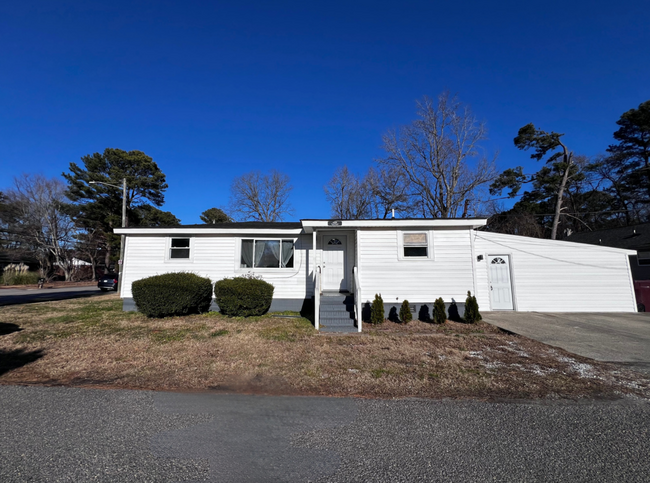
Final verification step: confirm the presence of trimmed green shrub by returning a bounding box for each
[399,300,412,324]
[463,291,482,324]
[214,276,274,317]
[370,294,385,325]
[433,297,447,324]
[132,272,213,318]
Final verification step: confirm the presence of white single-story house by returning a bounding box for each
[115,218,638,332]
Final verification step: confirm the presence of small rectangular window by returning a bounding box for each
[241,239,294,268]
[638,250,650,266]
[403,232,428,257]
[170,238,190,259]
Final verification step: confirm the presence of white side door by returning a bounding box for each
[322,236,346,291]
[488,255,514,310]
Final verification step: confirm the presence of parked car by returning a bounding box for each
[98,273,119,291]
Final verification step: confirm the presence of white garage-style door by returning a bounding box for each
[322,236,347,291]
[488,255,514,310]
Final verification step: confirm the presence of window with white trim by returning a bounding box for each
[403,232,428,258]
[240,239,294,268]
[170,238,190,259]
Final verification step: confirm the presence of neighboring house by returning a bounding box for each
[567,223,650,310]
[115,218,638,332]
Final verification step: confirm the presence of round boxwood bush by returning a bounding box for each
[214,276,274,317]
[132,272,213,318]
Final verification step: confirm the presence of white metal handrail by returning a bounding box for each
[314,266,321,330]
[353,266,362,332]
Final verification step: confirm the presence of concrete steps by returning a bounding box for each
[319,293,357,333]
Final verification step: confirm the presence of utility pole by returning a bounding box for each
[89,178,127,293]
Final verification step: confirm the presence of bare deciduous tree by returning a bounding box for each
[5,174,77,280]
[365,166,414,219]
[324,166,372,219]
[378,92,497,218]
[230,170,293,222]
[324,165,416,220]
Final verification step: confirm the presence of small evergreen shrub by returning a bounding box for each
[132,272,213,318]
[463,291,482,324]
[399,300,412,324]
[370,294,385,325]
[418,304,431,322]
[214,276,274,317]
[433,297,447,324]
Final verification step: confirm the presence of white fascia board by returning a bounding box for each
[474,230,637,255]
[301,219,487,232]
[114,227,304,236]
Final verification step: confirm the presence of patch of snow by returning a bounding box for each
[557,356,596,378]
[494,344,530,358]
[527,364,557,376]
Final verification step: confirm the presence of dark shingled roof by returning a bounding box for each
[566,223,650,251]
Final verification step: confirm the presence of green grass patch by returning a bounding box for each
[14,328,76,343]
[258,318,313,342]
[371,368,390,378]
[150,328,193,343]
[210,329,229,337]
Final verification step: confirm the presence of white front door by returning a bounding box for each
[322,236,346,291]
[488,255,514,310]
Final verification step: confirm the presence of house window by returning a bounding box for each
[403,232,428,257]
[638,250,650,266]
[170,238,190,259]
[241,239,294,268]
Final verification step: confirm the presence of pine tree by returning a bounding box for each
[399,300,412,324]
[463,291,482,323]
[370,294,385,325]
[433,298,446,324]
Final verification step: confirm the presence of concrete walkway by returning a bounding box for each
[483,311,650,373]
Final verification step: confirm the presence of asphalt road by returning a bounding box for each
[0,286,111,306]
[482,311,650,374]
[1,385,648,482]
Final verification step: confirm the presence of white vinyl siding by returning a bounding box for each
[120,234,314,300]
[356,229,474,306]
[473,231,636,312]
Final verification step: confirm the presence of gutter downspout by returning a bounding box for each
[313,230,319,330]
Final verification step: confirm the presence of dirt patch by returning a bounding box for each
[1,295,649,400]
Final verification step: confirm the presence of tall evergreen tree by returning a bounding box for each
[602,100,650,223]
[63,148,171,270]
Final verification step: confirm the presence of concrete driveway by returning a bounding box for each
[482,311,650,374]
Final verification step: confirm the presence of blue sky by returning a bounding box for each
[1,0,649,223]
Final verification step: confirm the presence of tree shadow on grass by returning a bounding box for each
[0,349,45,376]
[0,323,22,336]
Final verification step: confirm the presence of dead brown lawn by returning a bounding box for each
[1,294,649,400]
